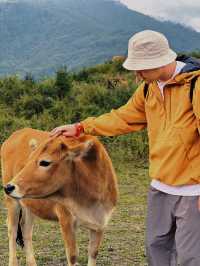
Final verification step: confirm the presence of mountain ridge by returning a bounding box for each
[0,0,200,77]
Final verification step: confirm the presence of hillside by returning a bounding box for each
[0,58,148,160]
[0,0,200,76]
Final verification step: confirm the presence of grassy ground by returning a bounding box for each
[0,159,149,266]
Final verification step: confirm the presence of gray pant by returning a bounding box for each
[146,186,200,266]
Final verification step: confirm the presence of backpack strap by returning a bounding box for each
[143,83,149,99]
[190,76,199,103]
[143,76,198,102]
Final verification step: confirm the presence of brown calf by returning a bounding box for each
[1,128,118,266]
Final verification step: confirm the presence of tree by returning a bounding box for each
[24,72,35,84]
[55,66,72,99]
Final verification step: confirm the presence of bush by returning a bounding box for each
[0,76,27,105]
[0,114,30,143]
[14,94,53,119]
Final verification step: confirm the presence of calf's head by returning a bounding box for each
[4,136,95,199]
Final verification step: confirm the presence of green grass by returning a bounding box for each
[0,159,149,266]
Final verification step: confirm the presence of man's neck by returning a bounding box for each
[158,61,177,82]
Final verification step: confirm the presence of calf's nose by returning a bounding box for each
[4,184,15,195]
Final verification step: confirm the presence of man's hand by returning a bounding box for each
[50,123,84,137]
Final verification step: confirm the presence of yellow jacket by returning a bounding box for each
[82,65,200,186]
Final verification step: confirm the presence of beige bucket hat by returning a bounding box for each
[123,30,177,71]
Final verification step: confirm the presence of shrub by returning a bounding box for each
[55,66,73,99]
[14,94,53,119]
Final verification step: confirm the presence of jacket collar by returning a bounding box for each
[163,56,200,86]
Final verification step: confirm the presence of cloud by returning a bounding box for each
[119,0,200,32]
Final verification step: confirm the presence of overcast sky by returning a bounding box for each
[119,0,200,32]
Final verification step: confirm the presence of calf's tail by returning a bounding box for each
[16,209,24,248]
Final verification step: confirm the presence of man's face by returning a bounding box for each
[135,67,163,83]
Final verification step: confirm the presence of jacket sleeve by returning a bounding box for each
[192,76,200,134]
[81,83,147,136]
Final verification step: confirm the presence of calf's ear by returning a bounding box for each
[66,140,97,161]
[59,143,69,160]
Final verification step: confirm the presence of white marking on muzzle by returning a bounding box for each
[9,184,24,199]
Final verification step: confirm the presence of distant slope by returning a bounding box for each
[0,0,200,76]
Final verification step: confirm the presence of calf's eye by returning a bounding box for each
[39,160,51,167]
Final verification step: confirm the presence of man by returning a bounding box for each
[51,30,200,266]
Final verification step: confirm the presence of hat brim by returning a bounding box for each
[123,49,177,71]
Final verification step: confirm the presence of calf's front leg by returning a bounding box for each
[56,205,79,266]
[21,207,37,266]
[6,197,21,266]
[88,229,104,266]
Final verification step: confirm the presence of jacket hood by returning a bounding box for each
[178,55,200,73]
[172,55,200,83]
